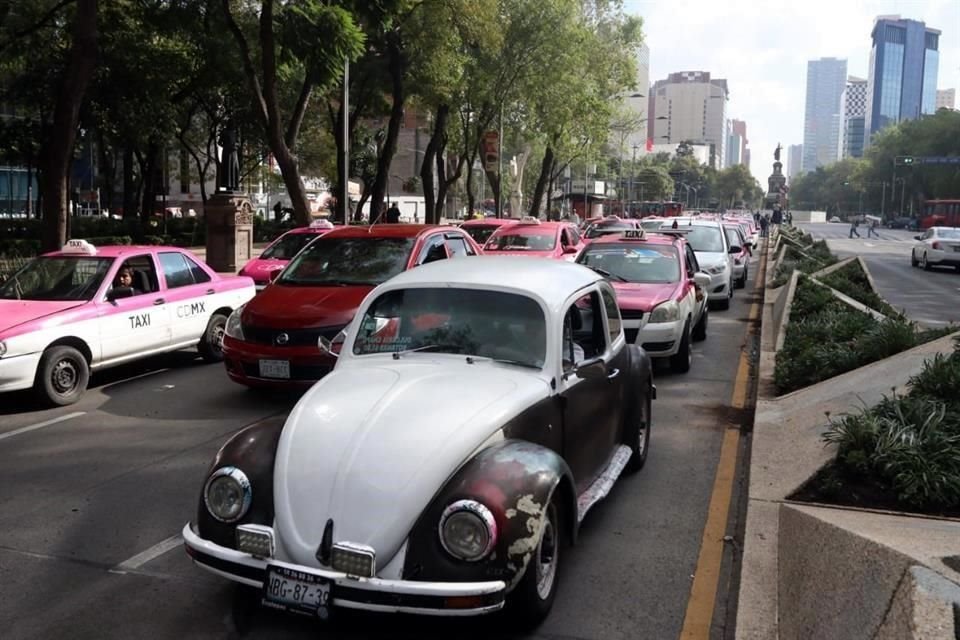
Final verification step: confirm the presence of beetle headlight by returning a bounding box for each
[224,305,246,340]
[439,500,497,562]
[649,301,680,323]
[204,466,252,523]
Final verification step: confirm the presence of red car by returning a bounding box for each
[238,220,335,291]
[459,217,518,246]
[222,224,482,388]
[482,218,585,261]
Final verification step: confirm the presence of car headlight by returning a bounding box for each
[439,500,497,562]
[0,340,6,358]
[224,305,245,340]
[649,301,680,323]
[204,466,252,523]
[706,264,727,275]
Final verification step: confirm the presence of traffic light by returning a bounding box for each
[895,156,915,166]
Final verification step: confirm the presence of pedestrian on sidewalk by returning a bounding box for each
[759,214,769,238]
[849,216,861,238]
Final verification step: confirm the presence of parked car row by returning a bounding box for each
[0,211,761,629]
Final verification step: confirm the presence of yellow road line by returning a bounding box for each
[679,244,766,639]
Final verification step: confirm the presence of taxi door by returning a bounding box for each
[158,251,220,348]
[98,254,173,363]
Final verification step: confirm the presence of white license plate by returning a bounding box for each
[258,359,290,379]
[263,566,331,616]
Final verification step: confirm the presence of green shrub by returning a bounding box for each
[907,347,960,406]
[819,260,897,316]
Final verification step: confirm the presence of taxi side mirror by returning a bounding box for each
[269,268,282,282]
[563,245,579,254]
[728,245,741,254]
[107,286,135,302]
[693,273,711,289]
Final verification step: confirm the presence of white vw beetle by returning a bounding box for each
[183,257,655,627]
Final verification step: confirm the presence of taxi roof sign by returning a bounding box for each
[518,216,541,224]
[621,229,646,240]
[62,239,97,255]
[309,219,334,229]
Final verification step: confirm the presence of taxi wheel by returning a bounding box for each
[35,345,89,406]
[670,320,692,373]
[199,313,228,363]
[921,253,932,271]
[625,382,652,473]
[508,494,564,629]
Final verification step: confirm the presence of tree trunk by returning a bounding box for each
[122,146,137,218]
[332,99,347,225]
[370,35,406,222]
[484,168,501,218]
[39,0,98,252]
[140,140,159,224]
[420,104,448,224]
[465,159,476,216]
[436,153,464,223]
[529,146,554,218]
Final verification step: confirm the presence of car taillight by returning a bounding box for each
[932,241,941,250]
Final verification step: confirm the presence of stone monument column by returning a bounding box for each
[765,143,787,210]
[205,120,254,273]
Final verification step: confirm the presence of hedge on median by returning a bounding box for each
[791,336,960,515]
[771,229,837,288]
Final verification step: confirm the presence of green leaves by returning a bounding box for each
[278,2,365,89]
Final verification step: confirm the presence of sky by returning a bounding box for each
[623,0,960,186]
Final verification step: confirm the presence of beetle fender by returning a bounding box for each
[402,439,577,590]
[195,414,285,549]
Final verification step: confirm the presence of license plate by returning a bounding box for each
[263,565,331,616]
[258,359,290,379]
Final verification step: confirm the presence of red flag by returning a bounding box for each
[646,138,653,152]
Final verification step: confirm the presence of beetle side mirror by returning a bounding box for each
[318,328,347,358]
[728,245,741,254]
[574,358,607,380]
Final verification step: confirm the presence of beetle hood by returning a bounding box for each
[272,360,549,571]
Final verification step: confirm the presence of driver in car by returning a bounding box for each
[112,266,141,295]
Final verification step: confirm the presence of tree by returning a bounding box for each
[714,164,762,208]
[222,0,364,226]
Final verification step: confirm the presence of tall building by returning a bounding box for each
[841,76,868,159]
[623,43,650,152]
[865,16,940,140]
[726,119,748,167]
[937,88,956,110]
[787,144,803,181]
[802,57,847,172]
[650,71,729,169]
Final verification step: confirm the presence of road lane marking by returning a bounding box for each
[0,411,86,442]
[679,237,765,639]
[113,533,183,572]
[100,367,171,389]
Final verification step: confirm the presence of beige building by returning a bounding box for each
[936,88,956,110]
[650,71,729,169]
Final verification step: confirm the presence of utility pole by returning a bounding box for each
[496,102,504,218]
[630,144,638,214]
[338,59,350,224]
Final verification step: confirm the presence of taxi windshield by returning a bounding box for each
[486,229,556,251]
[353,287,547,368]
[279,236,415,286]
[0,256,113,301]
[578,245,680,283]
[260,232,317,260]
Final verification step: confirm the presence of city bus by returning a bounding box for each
[636,201,684,218]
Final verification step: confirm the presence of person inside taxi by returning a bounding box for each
[112,266,142,295]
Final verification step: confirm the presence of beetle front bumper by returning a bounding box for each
[182,523,506,617]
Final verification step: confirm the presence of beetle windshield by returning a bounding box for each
[578,245,680,283]
[353,287,547,368]
[279,236,415,286]
[485,229,556,251]
[0,256,113,301]
[259,232,318,260]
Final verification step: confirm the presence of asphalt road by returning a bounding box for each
[799,222,960,328]
[0,255,759,640]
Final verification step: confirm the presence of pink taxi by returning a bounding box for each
[575,229,710,373]
[238,219,335,291]
[0,239,255,406]
[482,217,585,261]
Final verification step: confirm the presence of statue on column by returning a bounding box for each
[218,120,240,193]
[774,143,782,163]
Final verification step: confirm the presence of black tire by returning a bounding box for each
[692,307,708,342]
[740,266,749,288]
[670,320,692,373]
[198,313,228,363]
[508,492,563,629]
[34,345,89,406]
[922,253,932,271]
[715,291,731,311]
[625,382,652,473]
[911,251,918,267]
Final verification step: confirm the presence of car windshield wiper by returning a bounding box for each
[465,355,542,370]
[587,266,628,282]
[392,344,464,359]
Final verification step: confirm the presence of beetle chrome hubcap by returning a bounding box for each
[638,400,648,458]
[52,359,78,394]
[536,504,558,599]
